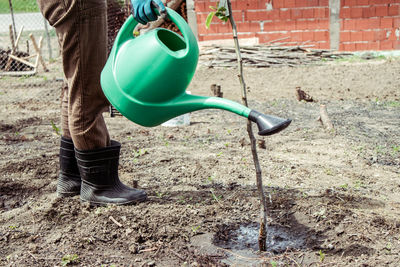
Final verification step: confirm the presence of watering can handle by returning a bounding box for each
[112,7,197,61]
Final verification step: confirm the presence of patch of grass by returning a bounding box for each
[384,101,400,108]
[0,0,39,13]
[17,74,34,81]
[335,54,390,63]
[334,55,363,63]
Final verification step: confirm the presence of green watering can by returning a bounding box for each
[101,7,291,135]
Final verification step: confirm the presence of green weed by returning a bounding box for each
[191,225,201,233]
[51,120,61,136]
[270,100,278,107]
[319,250,326,262]
[206,176,215,183]
[384,242,392,254]
[375,145,385,155]
[339,183,349,190]
[6,254,12,262]
[313,208,326,220]
[61,254,79,266]
[134,148,147,157]
[178,196,185,204]
[324,168,334,176]
[94,206,112,215]
[156,192,168,199]
[210,189,222,202]
[353,180,365,189]
[392,145,400,155]
[177,195,192,204]
[132,148,148,163]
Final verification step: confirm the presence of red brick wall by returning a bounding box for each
[194,0,400,51]
[340,0,400,51]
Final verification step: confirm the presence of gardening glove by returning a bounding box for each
[131,0,166,25]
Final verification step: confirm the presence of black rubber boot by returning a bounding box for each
[75,140,147,205]
[57,136,81,197]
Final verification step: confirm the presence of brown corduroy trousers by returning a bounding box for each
[37,0,111,150]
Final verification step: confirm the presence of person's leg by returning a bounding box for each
[58,0,111,150]
[38,0,110,149]
[38,0,147,204]
[37,0,85,196]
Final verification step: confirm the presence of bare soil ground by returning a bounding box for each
[1,55,400,266]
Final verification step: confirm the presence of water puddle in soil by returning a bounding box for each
[191,223,306,266]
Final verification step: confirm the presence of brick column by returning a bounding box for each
[329,0,341,50]
[186,0,199,40]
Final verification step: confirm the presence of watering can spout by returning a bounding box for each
[170,94,291,136]
[248,110,292,135]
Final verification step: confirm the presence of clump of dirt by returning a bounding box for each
[1,57,400,266]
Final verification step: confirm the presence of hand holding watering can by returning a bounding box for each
[131,0,167,24]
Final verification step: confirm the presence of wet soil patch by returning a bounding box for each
[213,222,307,253]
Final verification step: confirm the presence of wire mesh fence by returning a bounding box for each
[0,2,59,92]
[0,0,129,92]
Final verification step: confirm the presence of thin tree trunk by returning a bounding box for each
[226,0,268,252]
